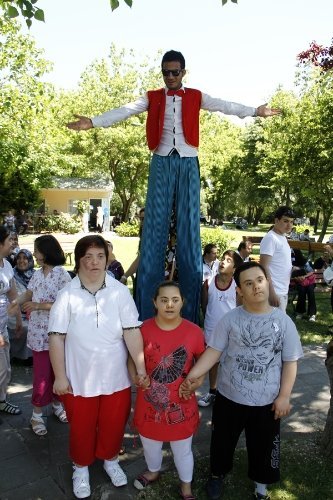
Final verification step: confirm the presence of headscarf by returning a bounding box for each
[13,249,35,288]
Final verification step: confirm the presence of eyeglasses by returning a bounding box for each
[162,69,183,77]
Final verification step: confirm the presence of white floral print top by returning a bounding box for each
[27,266,71,351]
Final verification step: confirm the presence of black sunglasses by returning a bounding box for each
[162,69,183,77]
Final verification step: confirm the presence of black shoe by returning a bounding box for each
[206,476,224,499]
[253,493,270,500]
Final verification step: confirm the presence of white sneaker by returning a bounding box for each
[309,315,316,322]
[103,459,127,487]
[72,466,90,499]
[198,392,216,407]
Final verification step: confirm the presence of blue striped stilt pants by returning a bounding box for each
[136,153,202,323]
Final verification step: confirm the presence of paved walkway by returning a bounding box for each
[0,344,330,500]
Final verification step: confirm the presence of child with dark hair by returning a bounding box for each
[180,262,303,500]
[9,235,71,436]
[198,250,243,407]
[130,281,205,499]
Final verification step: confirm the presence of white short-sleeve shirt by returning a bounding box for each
[260,230,292,296]
[48,274,142,397]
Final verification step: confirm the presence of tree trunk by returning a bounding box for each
[313,209,320,234]
[253,206,264,226]
[321,340,333,460]
[318,211,332,242]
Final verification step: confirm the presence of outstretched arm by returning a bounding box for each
[67,115,93,131]
[255,103,281,118]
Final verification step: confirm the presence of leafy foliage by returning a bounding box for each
[200,227,232,255]
[0,0,45,28]
[38,213,82,234]
[115,221,140,237]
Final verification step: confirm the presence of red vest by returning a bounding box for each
[146,88,202,151]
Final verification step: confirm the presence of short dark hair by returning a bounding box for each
[233,261,267,287]
[274,206,295,220]
[161,50,185,69]
[74,235,109,273]
[222,249,244,270]
[34,235,66,266]
[237,241,246,252]
[153,280,184,302]
[203,243,217,256]
[0,225,11,245]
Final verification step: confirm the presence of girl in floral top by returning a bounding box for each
[12,235,71,436]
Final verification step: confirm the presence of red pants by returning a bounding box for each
[61,388,131,466]
[32,350,60,407]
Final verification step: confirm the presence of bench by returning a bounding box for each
[243,235,333,257]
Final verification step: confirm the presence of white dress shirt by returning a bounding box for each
[92,87,256,158]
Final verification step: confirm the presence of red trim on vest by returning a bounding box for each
[146,88,202,151]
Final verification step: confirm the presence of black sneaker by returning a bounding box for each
[206,476,224,499]
[253,493,270,500]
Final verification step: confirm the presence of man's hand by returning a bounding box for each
[53,376,72,396]
[67,115,93,131]
[272,395,291,420]
[256,103,282,118]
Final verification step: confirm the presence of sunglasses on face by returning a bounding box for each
[162,69,183,77]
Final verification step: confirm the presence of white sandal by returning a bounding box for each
[30,412,47,436]
[53,403,68,423]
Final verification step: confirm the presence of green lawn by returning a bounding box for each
[137,434,333,500]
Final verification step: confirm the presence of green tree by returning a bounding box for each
[199,112,243,220]
[62,45,162,220]
[0,18,65,213]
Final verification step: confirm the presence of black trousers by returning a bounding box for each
[295,284,317,316]
[210,392,280,485]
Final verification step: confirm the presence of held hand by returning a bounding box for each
[0,334,5,347]
[53,377,73,396]
[179,378,201,400]
[22,301,37,313]
[256,103,282,118]
[7,300,19,316]
[135,374,150,390]
[272,395,291,420]
[66,114,93,131]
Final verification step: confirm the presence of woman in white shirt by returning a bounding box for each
[48,235,147,499]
